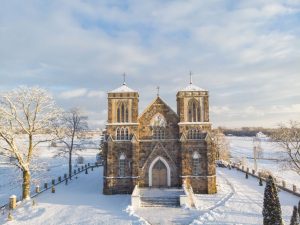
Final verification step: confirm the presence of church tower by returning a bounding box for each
[103,78,139,194]
[177,75,216,194]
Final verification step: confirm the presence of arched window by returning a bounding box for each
[192,152,201,175]
[125,108,129,122]
[117,102,129,123]
[188,99,200,122]
[117,108,121,123]
[116,128,121,140]
[151,113,166,140]
[125,127,129,140]
[120,128,125,140]
[119,153,126,177]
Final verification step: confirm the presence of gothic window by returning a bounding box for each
[119,153,126,177]
[188,129,201,139]
[116,128,121,140]
[120,128,125,140]
[188,99,200,122]
[192,152,201,175]
[151,113,166,140]
[125,127,129,140]
[117,102,129,123]
[116,127,129,140]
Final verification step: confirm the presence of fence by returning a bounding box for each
[0,162,101,215]
[230,163,300,198]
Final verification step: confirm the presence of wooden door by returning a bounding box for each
[152,160,167,187]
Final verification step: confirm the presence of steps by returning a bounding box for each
[141,196,180,207]
[139,188,184,208]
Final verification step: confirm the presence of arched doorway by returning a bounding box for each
[152,160,167,187]
[149,156,171,187]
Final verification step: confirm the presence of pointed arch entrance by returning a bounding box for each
[149,156,171,187]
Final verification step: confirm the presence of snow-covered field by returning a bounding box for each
[1,167,298,225]
[0,136,299,224]
[228,136,300,189]
[0,139,100,206]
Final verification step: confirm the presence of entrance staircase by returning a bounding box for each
[139,188,184,207]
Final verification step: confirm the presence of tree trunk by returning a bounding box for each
[22,170,31,200]
[69,150,72,179]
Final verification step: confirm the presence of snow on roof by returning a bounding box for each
[109,84,137,93]
[180,83,206,92]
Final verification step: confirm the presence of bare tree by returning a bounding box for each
[212,129,230,161]
[271,121,300,175]
[0,86,61,199]
[54,108,88,178]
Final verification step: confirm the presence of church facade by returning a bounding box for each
[102,79,217,195]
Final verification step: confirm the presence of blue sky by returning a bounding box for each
[0,0,300,128]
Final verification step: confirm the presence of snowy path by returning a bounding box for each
[0,167,146,225]
[192,168,300,225]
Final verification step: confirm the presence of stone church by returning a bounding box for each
[103,78,216,195]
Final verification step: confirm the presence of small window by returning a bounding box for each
[120,128,125,140]
[119,153,126,177]
[192,152,201,175]
[116,128,120,140]
[153,127,165,140]
[125,128,129,140]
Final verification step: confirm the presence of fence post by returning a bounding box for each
[52,179,55,185]
[252,169,255,175]
[35,185,40,193]
[64,174,67,179]
[44,183,48,189]
[9,195,17,210]
[88,163,90,167]
[58,176,61,182]
[242,166,244,171]
[74,169,76,175]
[282,181,286,188]
[51,186,55,193]
[247,168,249,173]
[78,168,80,172]
[293,185,297,192]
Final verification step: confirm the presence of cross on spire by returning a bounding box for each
[189,71,193,84]
[156,86,160,97]
[123,73,126,85]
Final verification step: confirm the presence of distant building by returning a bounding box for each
[103,78,216,194]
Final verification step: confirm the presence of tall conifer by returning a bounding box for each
[262,175,283,225]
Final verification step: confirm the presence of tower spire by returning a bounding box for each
[123,73,126,85]
[156,86,160,97]
[189,71,193,84]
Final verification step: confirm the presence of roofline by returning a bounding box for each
[138,96,179,120]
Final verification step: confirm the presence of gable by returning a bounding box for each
[138,97,179,123]
[138,97,179,140]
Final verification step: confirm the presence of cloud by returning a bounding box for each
[0,0,300,128]
[60,88,87,99]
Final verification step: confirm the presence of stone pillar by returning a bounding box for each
[282,181,286,188]
[9,195,17,210]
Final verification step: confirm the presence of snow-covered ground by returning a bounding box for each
[1,167,298,225]
[191,168,299,225]
[228,136,300,189]
[0,139,100,206]
[0,167,146,225]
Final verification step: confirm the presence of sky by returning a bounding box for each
[0,0,300,129]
